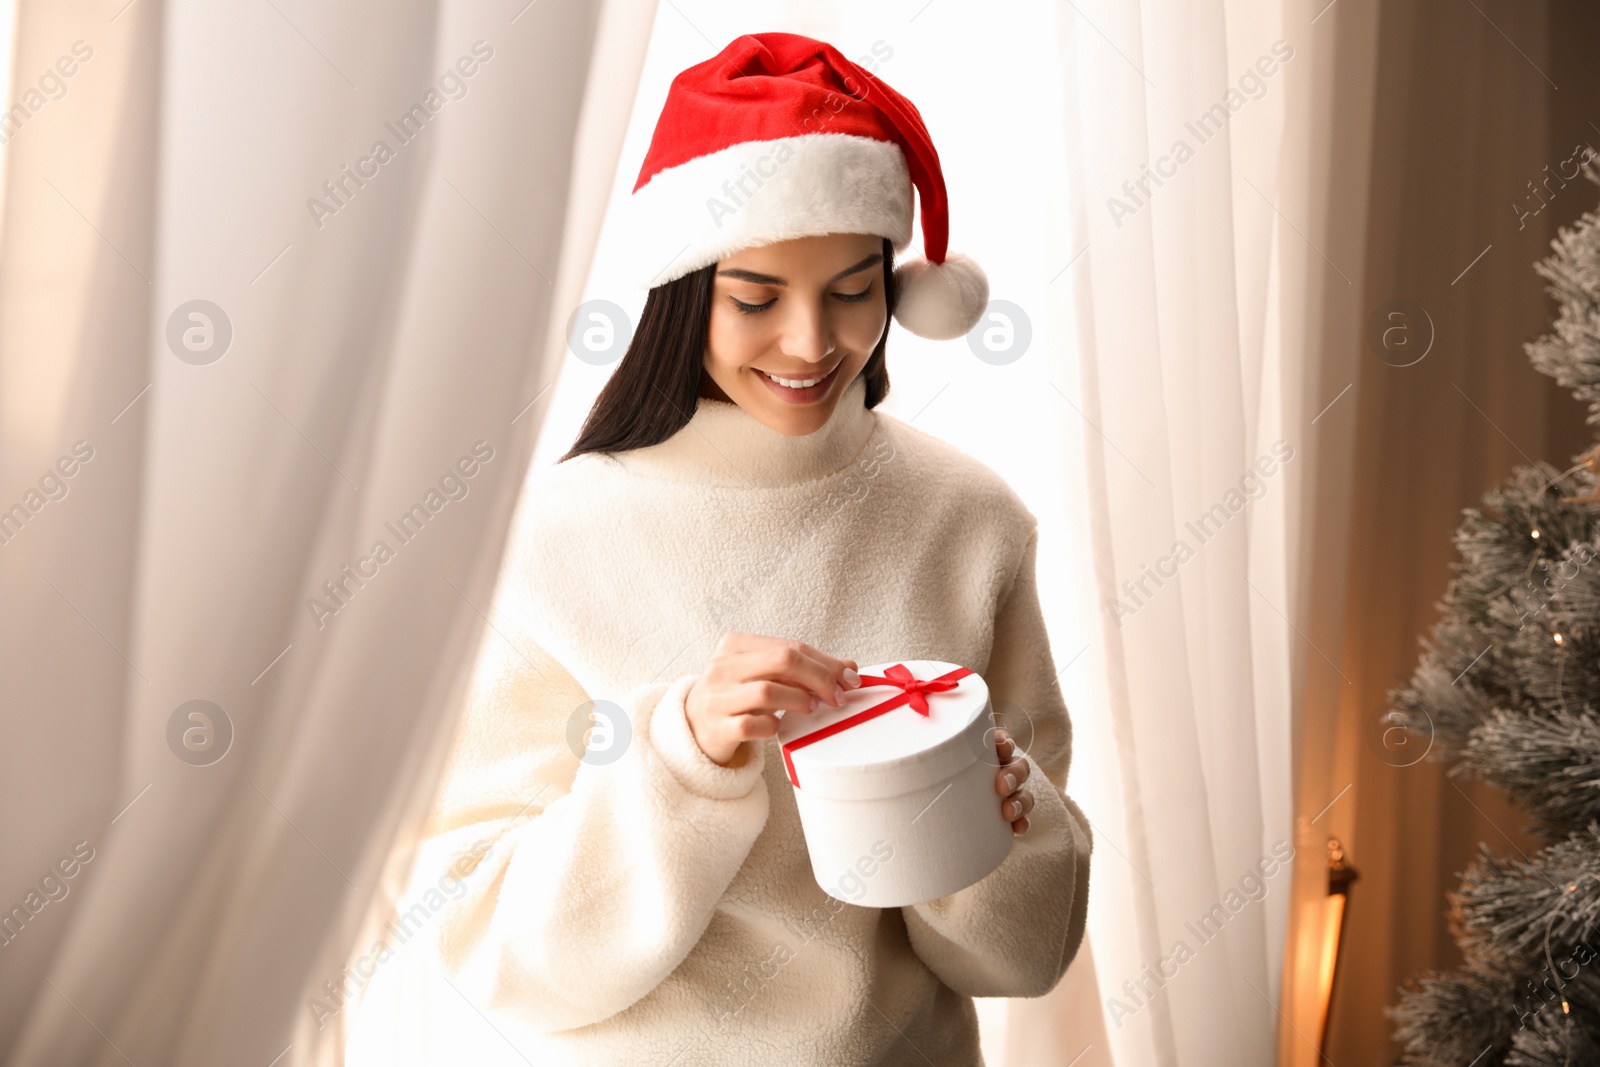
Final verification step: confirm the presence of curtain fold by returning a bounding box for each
[0,1,654,1064]
[1053,1,1377,1063]
[1275,1,1384,1062]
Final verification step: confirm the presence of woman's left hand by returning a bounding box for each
[994,728,1034,836]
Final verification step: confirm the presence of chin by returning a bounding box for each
[753,402,832,436]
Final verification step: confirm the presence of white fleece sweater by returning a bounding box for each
[413,372,1093,1065]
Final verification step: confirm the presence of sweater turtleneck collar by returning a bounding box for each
[614,371,878,489]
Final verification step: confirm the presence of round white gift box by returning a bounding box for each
[775,659,1013,907]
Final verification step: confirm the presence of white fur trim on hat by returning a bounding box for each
[623,133,913,290]
[892,252,989,340]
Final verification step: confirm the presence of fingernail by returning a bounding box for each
[834,685,846,705]
[843,668,860,689]
[1002,772,1017,793]
[809,694,820,712]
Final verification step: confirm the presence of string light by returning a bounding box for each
[1532,528,1543,539]
[1554,632,1565,645]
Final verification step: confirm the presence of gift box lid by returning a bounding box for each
[775,660,994,802]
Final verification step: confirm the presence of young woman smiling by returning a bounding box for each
[413,32,1093,1066]
[700,236,887,419]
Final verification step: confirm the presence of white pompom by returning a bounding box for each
[891,252,990,341]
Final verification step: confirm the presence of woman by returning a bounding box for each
[413,32,1093,1066]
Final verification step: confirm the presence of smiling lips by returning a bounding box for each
[756,363,841,404]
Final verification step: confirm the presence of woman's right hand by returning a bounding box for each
[685,633,861,767]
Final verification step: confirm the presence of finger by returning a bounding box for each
[996,760,1028,795]
[696,676,813,720]
[729,710,783,742]
[984,730,1014,771]
[1010,789,1035,819]
[1002,789,1033,820]
[723,677,820,717]
[779,639,860,689]
[699,710,781,765]
[1012,815,1030,836]
[718,650,829,709]
[1010,755,1031,786]
[713,632,760,656]
[726,644,849,708]
[762,642,853,706]
[720,634,857,680]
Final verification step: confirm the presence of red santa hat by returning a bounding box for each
[621,32,989,341]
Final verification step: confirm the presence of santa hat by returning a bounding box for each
[621,32,988,341]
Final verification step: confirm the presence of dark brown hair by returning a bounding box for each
[559,237,897,463]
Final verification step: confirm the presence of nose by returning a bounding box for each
[778,296,836,365]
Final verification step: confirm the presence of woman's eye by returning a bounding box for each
[729,287,870,313]
[730,295,775,315]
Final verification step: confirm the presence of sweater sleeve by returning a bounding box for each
[409,609,769,1033]
[900,523,1094,998]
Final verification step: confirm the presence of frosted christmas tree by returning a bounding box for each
[1385,160,1600,1065]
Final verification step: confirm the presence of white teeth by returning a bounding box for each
[762,370,827,389]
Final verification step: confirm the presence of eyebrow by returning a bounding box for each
[715,252,884,287]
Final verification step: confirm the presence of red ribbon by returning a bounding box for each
[781,663,974,788]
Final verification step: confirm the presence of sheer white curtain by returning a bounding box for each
[0,1,652,1064]
[0,0,1371,1062]
[1054,1,1373,1064]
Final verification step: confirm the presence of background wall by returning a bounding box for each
[1324,1,1600,1061]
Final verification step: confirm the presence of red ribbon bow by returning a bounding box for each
[855,662,962,715]
[781,663,973,788]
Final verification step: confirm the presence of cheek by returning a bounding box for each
[706,308,765,369]
[841,302,889,351]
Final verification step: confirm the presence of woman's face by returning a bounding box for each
[703,232,888,436]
